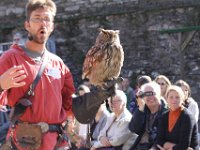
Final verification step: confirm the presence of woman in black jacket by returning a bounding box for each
[153,85,199,150]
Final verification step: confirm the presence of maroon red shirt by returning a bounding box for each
[0,44,75,149]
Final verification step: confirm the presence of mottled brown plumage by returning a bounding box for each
[82,28,124,87]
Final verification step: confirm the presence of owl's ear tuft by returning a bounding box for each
[98,28,106,34]
[115,30,120,34]
[98,28,104,31]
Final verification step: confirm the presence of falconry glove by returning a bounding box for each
[72,77,123,124]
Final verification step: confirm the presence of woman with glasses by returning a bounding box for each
[155,75,171,100]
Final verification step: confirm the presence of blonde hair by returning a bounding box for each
[25,0,57,20]
[155,75,171,86]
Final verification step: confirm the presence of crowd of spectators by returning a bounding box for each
[45,74,199,150]
[0,32,199,150]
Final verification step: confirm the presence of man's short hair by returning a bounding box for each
[25,0,57,20]
[141,81,161,98]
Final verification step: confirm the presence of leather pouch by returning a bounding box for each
[16,123,42,150]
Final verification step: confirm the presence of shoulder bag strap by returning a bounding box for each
[26,50,49,97]
[10,50,49,122]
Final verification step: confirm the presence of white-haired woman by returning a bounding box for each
[90,90,135,150]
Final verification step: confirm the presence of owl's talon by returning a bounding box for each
[102,77,123,90]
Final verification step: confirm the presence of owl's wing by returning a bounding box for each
[82,45,104,79]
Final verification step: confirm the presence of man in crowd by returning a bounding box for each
[129,82,168,150]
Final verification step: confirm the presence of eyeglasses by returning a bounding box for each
[110,99,121,104]
[157,82,166,86]
[29,18,53,23]
[14,38,20,42]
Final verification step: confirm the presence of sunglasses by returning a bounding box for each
[157,82,166,86]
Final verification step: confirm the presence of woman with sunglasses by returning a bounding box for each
[155,75,171,101]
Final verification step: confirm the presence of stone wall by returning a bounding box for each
[1,0,200,105]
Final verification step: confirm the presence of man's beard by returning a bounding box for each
[28,33,48,44]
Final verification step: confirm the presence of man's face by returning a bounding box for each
[25,8,54,44]
[143,86,160,108]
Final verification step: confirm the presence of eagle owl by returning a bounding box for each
[82,28,124,87]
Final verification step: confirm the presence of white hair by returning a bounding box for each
[114,90,127,105]
[141,81,161,97]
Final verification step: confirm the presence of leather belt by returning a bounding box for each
[48,124,61,132]
[17,121,61,133]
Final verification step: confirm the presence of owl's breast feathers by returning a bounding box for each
[82,28,124,86]
[82,45,104,79]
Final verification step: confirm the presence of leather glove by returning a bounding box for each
[72,77,123,124]
[88,77,123,108]
[102,77,123,97]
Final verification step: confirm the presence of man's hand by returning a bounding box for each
[0,65,27,91]
[136,90,145,112]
